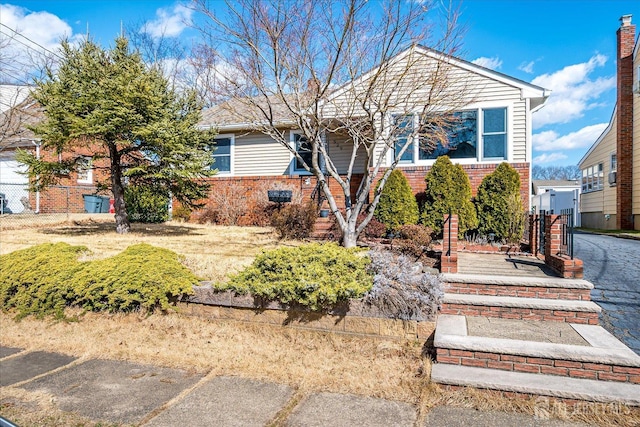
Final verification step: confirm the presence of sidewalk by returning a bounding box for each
[0,346,592,426]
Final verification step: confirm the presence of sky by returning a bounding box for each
[1,0,639,168]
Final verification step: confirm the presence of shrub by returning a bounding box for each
[420,156,478,237]
[204,182,248,225]
[364,250,443,320]
[328,213,387,242]
[0,243,197,319]
[71,244,197,313]
[475,162,524,243]
[374,169,419,231]
[392,224,433,261]
[270,201,317,239]
[220,243,372,310]
[0,243,86,319]
[172,204,192,222]
[125,185,169,223]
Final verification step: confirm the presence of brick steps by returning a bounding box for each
[310,217,334,240]
[441,273,593,301]
[440,294,601,324]
[434,315,640,384]
[431,364,640,406]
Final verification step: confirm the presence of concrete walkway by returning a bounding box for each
[0,346,591,426]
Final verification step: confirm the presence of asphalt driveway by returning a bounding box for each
[574,232,640,354]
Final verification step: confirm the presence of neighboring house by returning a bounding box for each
[531,180,581,227]
[579,15,639,230]
[198,45,549,217]
[0,94,104,214]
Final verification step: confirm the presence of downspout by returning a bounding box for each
[32,139,40,213]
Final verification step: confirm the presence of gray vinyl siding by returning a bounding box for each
[233,132,292,176]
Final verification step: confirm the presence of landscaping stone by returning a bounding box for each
[286,392,416,427]
[145,376,293,427]
[0,351,76,386]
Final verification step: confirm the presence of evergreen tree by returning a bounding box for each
[475,162,524,242]
[421,156,478,237]
[19,37,214,233]
[374,169,419,231]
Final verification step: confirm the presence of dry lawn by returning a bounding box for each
[1,220,638,426]
[0,217,295,282]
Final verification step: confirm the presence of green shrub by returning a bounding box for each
[475,162,524,243]
[0,243,86,319]
[374,169,419,231]
[0,243,197,319]
[71,244,197,313]
[125,185,169,223]
[270,201,317,239]
[219,243,372,310]
[420,156,478,237]
[172,204,192,222]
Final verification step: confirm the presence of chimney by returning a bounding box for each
[616,14,635,230]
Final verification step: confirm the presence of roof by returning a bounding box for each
[199,45,550,131]
[532,180,580,194]
[0,96,44,148]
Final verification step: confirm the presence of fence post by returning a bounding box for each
[441,213,458,273]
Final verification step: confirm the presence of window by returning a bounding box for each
[482,108,507,159]
[610,153,617,171]
[581,163,603,193]
[393,115,415,163]
[293,132,313,172]
[397,107,506,163]
[210,135,233,173]
[77,157,93,184]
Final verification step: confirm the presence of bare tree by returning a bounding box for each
[532,165,581,181]
[193,0,472,247]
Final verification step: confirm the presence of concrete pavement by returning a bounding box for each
[0,346,593,426]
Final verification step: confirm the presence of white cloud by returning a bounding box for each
[142,4,193,39]
[471,56,502,70]
[533,123,608,151]
[0,4,79,84]
[518,60,535,74]
[531,54,615,128]
[533,152,568,164]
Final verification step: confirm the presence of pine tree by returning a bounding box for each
[421,156,478,237]
[374,169,419,231]
[19,37,214,233]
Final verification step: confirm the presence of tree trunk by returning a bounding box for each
[109,144,130,234]
[341,217,358,248]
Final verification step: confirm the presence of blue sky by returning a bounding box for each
[1,0,639,167]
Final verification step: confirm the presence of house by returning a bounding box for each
[0,93,104,214]
[530,180,581,227]
[579,15,639,230]
[197,45,549,219]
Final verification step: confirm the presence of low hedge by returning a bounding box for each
[0,243,197,319]
[218,243,372,310]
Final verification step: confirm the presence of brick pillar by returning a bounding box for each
[441,214,458,273]
[616,15,635,230]
[544,214,562,261]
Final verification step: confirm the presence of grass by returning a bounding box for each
[1,219,638,426]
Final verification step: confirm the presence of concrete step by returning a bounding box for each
[441,273,593,301]
[434,315,640,384]
[431,364,640,406]
[440,294,601,324]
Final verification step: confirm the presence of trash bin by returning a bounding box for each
[98,196,110,213]
[83,195,102,213]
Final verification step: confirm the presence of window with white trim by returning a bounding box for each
[77,156,93,184]
[209,135,233,173]
[610,153,617,171]
[393,115,415,163]
[292,131,313,173]
[581,163,603,193]
[393,106,507,163]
